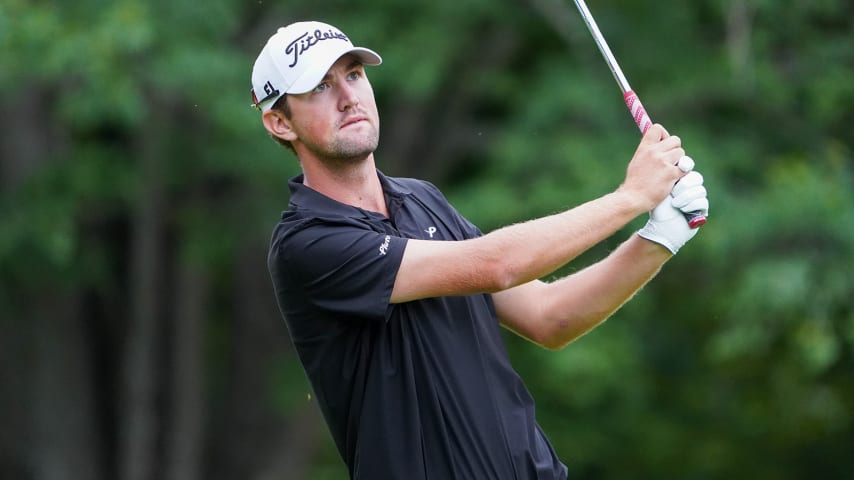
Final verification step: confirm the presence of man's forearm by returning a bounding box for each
[478,190,648,291]
[537,234,671,348]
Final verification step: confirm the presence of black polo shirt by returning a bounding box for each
[268,171,568,479]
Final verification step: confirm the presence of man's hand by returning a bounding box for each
[618,124,686,212]
[637,170,709,254]
[671,170,708,215]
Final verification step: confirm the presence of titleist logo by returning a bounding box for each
[285,29,349,68]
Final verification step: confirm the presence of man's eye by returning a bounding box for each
[347,71,361,81]
[313,82,329,93]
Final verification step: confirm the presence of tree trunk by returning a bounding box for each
[378,26,518,182]
[119,97,169,480]
[726,0,754,85]
[209,232,301,479]
[30,292,105,480]
[164,258,208,480]
[0,86,96,479]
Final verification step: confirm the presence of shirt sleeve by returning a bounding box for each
[419,179,484,239]
[269,218,407,323]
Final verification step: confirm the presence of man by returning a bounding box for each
[253,21,708,479]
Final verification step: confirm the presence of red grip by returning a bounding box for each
[624,90,652,134]
[624,90,707,229]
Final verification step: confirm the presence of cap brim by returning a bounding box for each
[286,47,382,95]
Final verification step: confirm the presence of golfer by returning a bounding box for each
[253,21,708,479]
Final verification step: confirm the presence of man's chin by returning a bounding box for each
[332,137,379,160]
[322,146,377,164]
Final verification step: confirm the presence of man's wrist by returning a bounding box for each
[609,189,653,219]
[636,228,678,255]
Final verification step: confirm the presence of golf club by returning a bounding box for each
[572,0,707,228]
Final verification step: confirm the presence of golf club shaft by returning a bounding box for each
[572,0,706,228]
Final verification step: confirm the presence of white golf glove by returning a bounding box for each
[637,169,709,254]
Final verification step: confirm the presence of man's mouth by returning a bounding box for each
[341,116,368,128]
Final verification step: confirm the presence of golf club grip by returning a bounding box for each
[623,90,707,229]
[624,90,653,135]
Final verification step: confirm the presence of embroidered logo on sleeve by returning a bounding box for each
[379,235,391,256]
[425,226,437,238]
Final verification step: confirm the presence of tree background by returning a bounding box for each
[2,0,853,478]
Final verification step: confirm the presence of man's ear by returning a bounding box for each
[262,109,298,143]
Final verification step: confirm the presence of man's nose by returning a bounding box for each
[338,83,360,111]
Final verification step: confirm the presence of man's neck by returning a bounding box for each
[301,154,389,216]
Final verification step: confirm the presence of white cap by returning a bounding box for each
[250,21,382,111]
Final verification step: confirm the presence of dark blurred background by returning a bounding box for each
[2,0,853,478]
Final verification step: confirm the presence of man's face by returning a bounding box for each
[284,54,380,162]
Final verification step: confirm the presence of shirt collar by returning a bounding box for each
[286,170,411,218]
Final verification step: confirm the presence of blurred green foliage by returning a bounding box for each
[1,0,853,479]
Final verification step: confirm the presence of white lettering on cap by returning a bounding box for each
[285,28,350,68]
